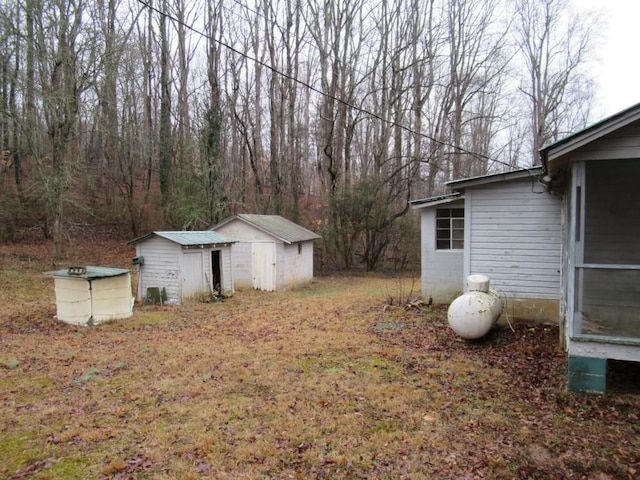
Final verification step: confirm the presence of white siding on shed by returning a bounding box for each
[213,216,318,291]
[230,242,253,288]
[216,221,275,242]
[465,179,562,300]
[217,247,234,295]
[283,241,314,289]
[135,236,182,301]
[133,235,234,302]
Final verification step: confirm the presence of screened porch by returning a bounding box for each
[571,159,640,342]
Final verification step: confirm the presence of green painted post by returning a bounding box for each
[568,356,607,393]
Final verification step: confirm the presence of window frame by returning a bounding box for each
[436,207,464,250]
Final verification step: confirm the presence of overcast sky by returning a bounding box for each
[578,0,640,118]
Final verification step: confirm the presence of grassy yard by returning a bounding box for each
[1,241,639,479]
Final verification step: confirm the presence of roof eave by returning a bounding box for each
[445,167,543,191]
[212,214,321,244]
[410,193,464,210]
[541,101,640,167]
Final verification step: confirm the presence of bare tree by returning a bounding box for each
[156,0,174,218]
[513,0,595,164]
[445,0,508,179]
[304,0,366,268]
[200,0,226,226]
[36,0,95,256]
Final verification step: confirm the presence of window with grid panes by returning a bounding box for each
[436,208,464,249]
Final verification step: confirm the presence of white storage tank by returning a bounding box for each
[45,266,134,326]
[447,274,503,339]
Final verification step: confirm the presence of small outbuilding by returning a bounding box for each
[211,214,322,291]
[45,266,134,326]
[128,231,236,303]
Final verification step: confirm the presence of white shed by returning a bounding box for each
[44,266,133,326]
[211,214,322,291]
[128,231,236,303]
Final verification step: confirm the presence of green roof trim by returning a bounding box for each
[129,231,236,246]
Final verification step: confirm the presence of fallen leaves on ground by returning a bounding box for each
[0,241,639,479]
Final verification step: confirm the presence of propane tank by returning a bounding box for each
[447,274,503,339]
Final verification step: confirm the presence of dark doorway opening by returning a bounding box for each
[211,250,222,296]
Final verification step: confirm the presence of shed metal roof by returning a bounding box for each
[445,166,543,190]
[128,231,236,246]
[212,214,322,244]
[44,266,130,279]
[409,192,463,209]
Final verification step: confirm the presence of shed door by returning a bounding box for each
[252,242,276,291]
[182,251,204,298]
[211,249,222,295]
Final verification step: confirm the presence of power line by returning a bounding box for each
[136,0,519,172]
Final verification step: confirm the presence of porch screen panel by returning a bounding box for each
[583,160,640,264]
[575,159,640,339]
[579,268,640,339]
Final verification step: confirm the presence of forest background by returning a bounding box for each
[0,0,597,270]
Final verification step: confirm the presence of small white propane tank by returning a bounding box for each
[447,274,503,339]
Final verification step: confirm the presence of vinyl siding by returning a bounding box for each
[230,242,253,289]
[220,247,234,295]
[466,179,562,300]
[214,219,316,291]
[134,236,234,301]
[136,237,182,302]
[215,221,276,242]
[420,200,465,303]
[572,124,640,161]
[282,241,314,289]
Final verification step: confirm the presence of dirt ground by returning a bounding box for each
[1,240,639,479]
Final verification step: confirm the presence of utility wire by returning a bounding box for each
[137,0,521,172]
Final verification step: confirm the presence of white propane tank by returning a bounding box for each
[447,274,503,339]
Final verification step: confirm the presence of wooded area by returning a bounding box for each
[0,0,597,268]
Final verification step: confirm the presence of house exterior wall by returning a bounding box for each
[541,106,640,392]
[135,237,182,302]
[567,124,640,161]
[419,200,465,304]
[464,179,562,322]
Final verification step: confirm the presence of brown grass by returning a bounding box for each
[1,241,639,479]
